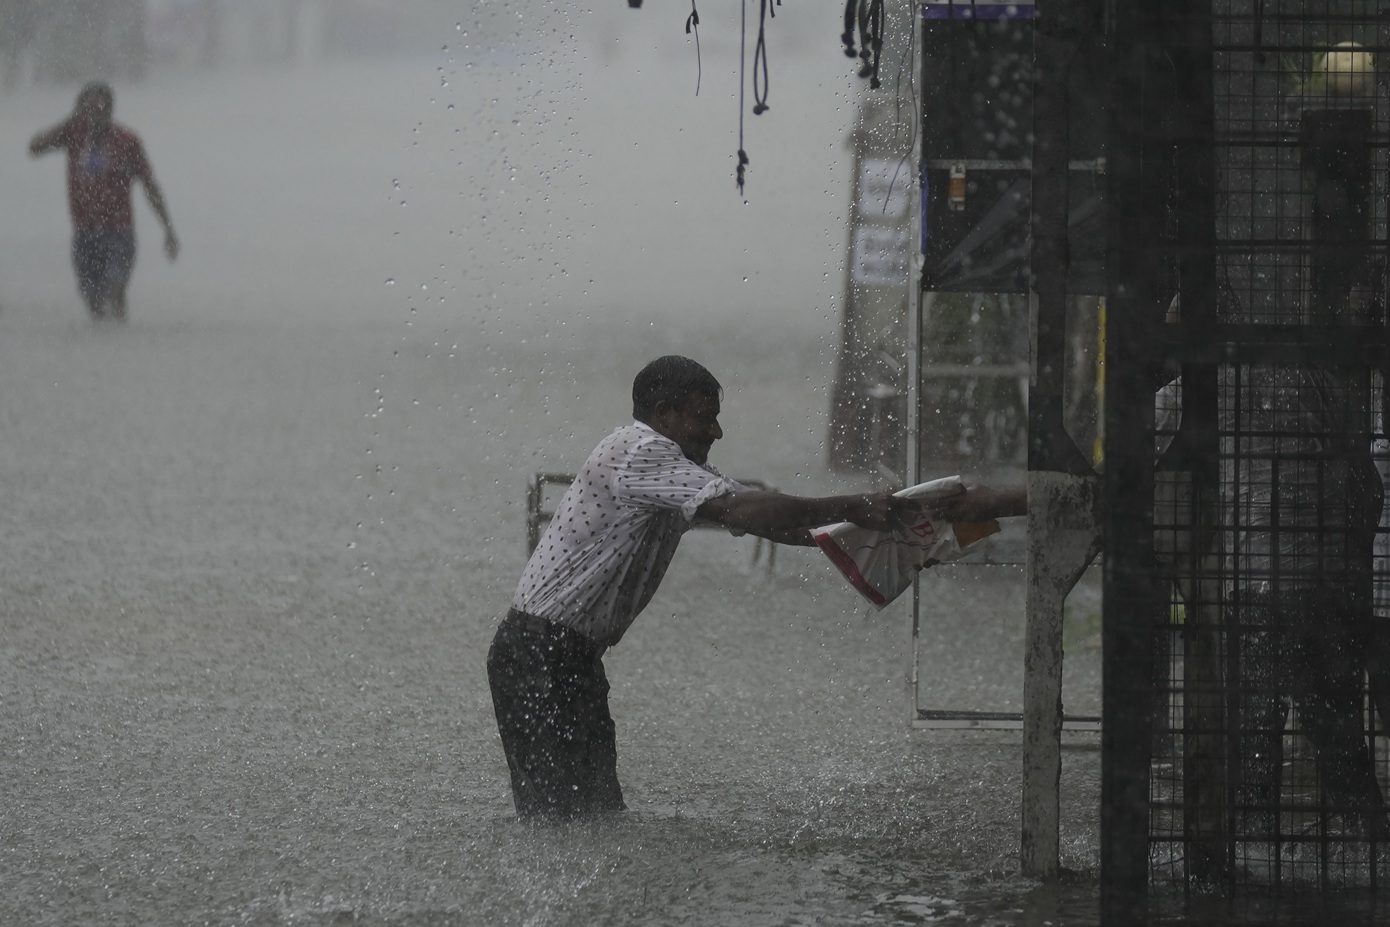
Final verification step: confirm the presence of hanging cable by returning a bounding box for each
[841,0,858,59]
[865,0,885,89]
[685,0,702,96]
[857,0,872,77]
[736,0,749,194]
[844,0,885,88]
[890,1,915,149]
[885,1,920,213]
[752,0,778,115]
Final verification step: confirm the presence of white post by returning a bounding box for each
[1021,470,1099,876]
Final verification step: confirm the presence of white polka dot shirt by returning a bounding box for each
[513,422,745,647]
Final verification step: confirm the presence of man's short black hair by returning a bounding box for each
[632,356,722,422]
[78,80,113,107]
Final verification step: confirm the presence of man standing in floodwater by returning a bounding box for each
[487,355,1019,820]
[29,80,178,320]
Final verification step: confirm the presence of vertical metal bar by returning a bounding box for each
[1028,6,1094,482]
[1102,0,1166,916]
[1227,366,1245,883]
[1171,0,1222,883]
[829,118,869,472]
[909,4,927,713]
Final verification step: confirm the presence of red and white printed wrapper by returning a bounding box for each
[812,476,999,609]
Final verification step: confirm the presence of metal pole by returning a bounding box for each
[1101,0,1177,915]
[908,0,926,707]
[908,99,926,710]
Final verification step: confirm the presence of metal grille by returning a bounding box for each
[1121,0,1390,899]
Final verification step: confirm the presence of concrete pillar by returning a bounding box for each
[1021,470,1100,876]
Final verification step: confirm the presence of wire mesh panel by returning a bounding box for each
[1150,367,1390,891]
[1112,0,1390,905]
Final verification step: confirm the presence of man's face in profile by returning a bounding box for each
[652,393,723,465]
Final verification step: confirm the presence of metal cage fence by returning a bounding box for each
[1120,0,1390,901]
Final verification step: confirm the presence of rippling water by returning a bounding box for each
[0,304,1107,925]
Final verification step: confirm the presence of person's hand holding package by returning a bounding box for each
[928,483,1028,522]
[813,477,1006,608]
[840,491,935,533]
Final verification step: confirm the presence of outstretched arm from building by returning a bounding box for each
[930,484,1028,522]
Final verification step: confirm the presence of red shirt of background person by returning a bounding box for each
[62,119,151,230]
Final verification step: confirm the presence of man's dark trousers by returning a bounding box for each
[487,609,626,819]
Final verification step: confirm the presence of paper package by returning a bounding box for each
[812,476,999,609]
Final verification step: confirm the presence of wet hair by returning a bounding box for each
[77,80,113,110]
[632,356,722,422]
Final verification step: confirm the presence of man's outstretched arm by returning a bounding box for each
[748,526,817,547]
[697,490,922,545]
[28,122,69,156]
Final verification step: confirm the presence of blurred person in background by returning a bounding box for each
[29,80,178,321]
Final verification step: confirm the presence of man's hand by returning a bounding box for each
[929,484,1027,522]
[164,230,180,261]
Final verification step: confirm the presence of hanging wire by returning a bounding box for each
[857,0,872,77]
[884,0,920,212]
[685,0,702,96]
[843,0,886,88]
[752,0,779,115]
[736,0,749,193]
[865,0,885,89]
[841,0,859,59]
